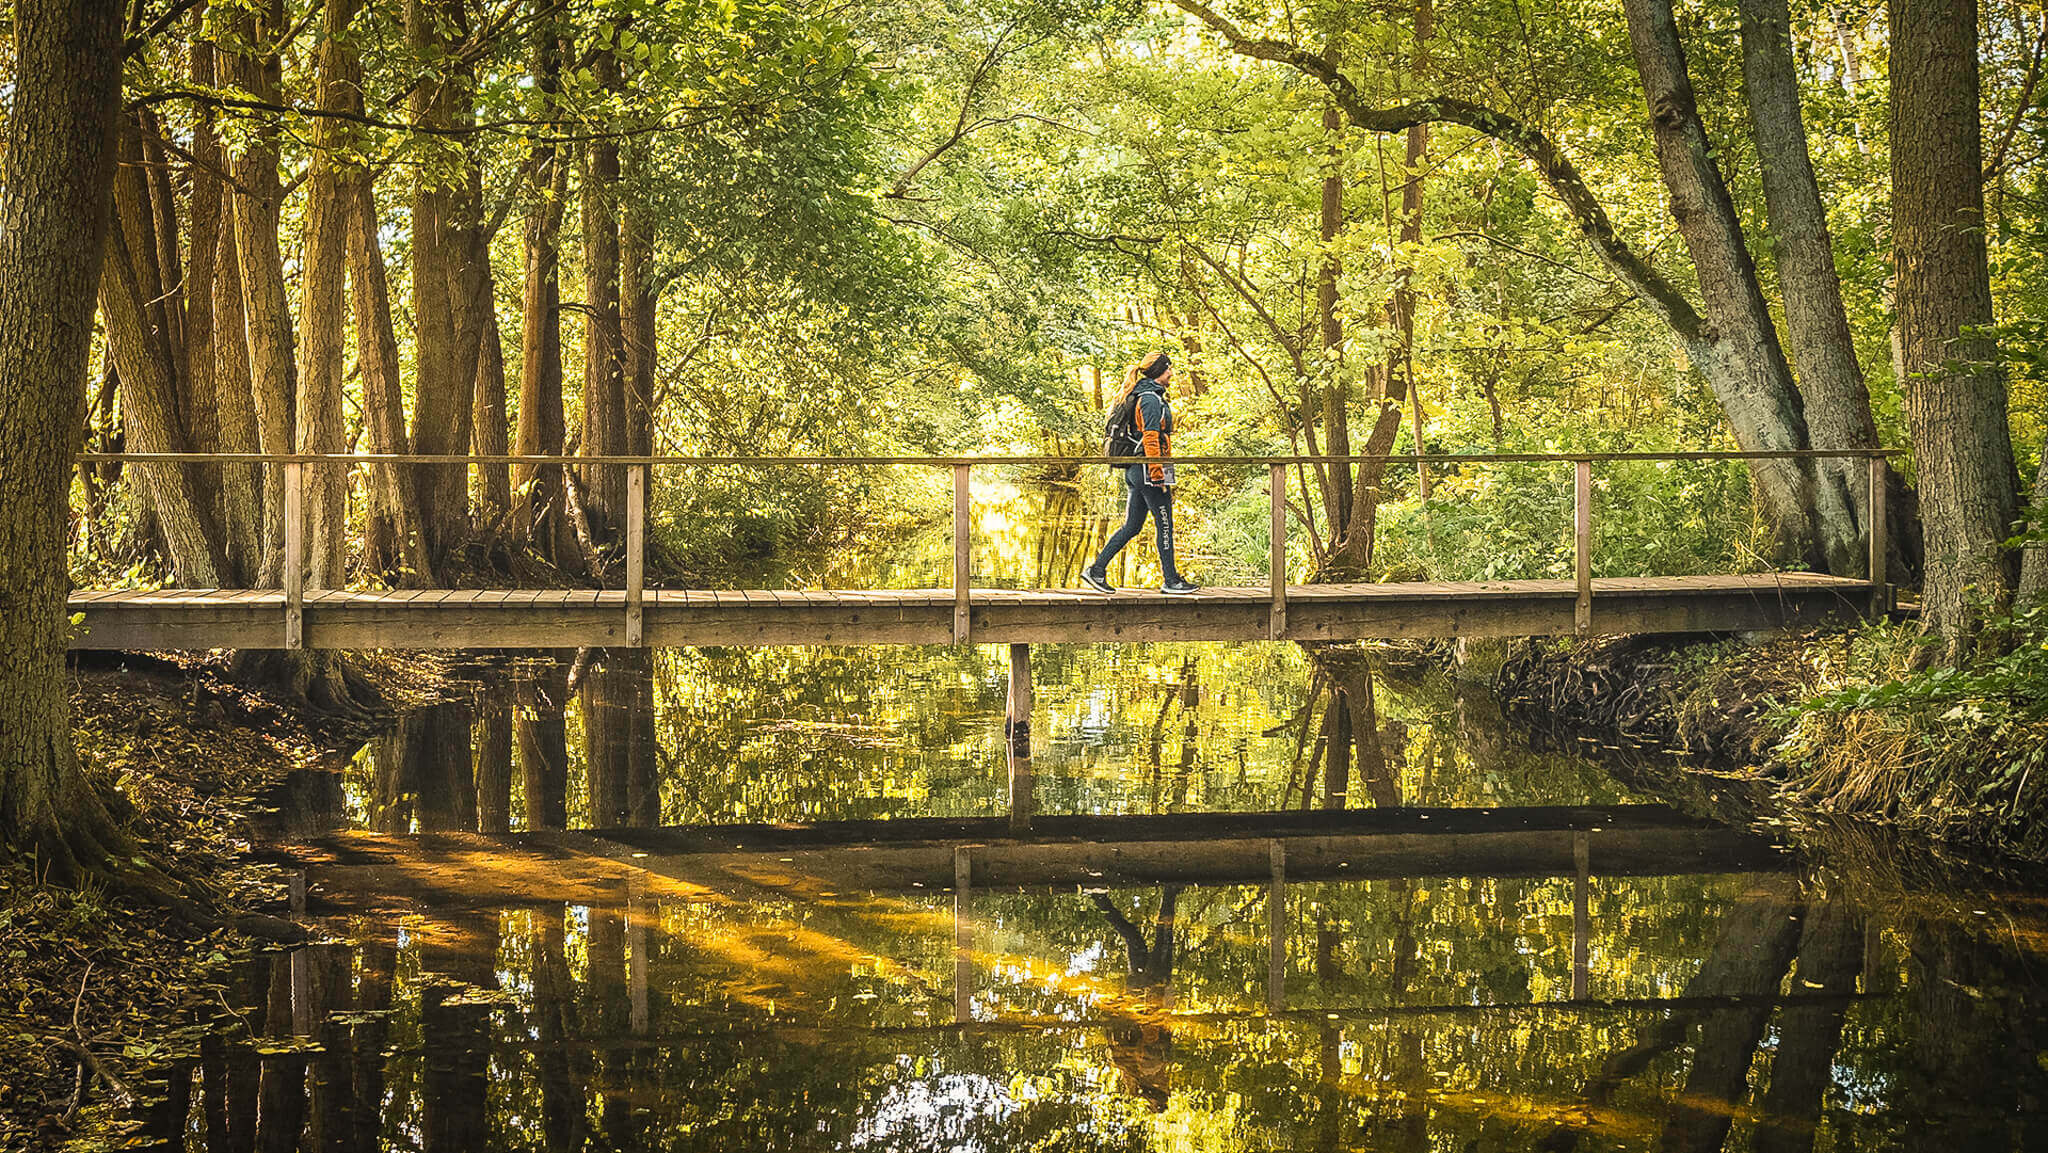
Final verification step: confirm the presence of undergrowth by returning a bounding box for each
[1774,610,2048,859]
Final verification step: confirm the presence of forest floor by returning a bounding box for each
[0,652,464,1152]
[1486,624,2048,865]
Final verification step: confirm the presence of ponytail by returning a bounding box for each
[1113,351,1172,408]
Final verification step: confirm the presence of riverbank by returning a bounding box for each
[1487,620,2048,864]
[0,652,462,1150]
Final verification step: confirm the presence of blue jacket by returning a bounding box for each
[1130,378,1175,488]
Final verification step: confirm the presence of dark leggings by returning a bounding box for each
[1089,467,1182,584]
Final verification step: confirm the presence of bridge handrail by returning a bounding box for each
[70,448,1895,649]
[73,448,1902,466]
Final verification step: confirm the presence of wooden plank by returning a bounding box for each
[953,463,971,644]
[1574,459,1592,637]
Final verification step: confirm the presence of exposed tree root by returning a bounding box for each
[229,649,387,724]
[23,783,303,943]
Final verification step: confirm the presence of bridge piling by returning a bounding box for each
[1007,643,1034,833]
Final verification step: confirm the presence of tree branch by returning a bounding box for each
[1170,0,1706,344]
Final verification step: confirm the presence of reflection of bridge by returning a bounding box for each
[279,804,1791,1018]
[67,450,1890,650]
[285,804,1789,907]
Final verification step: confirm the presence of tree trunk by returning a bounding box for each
[225,0,299,586]
[1622,0,1833,570]
[1739,0,1889,578]
[407,0,482,574]
[344,157,433,586]
[580,42,628,536]
[297,0,359,591]
[2022,447,2048,605]
[621,145,659,463]
[101,118,227,586]
[212,191,266,585]
[0,0,128,868]
[514,13,571,564]
[1890,0,2021,655]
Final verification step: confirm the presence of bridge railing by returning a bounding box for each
[70,449,1897,647]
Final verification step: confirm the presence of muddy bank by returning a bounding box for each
[0,652,470,1149]
[1484,630,2048,865]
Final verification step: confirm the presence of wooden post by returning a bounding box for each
[954,845,973,1023]
[625,463,646,646]
[1267,840,1286,1013]
[1867,454,1889,615]
[1006,643,1034,833]
[1572,830,1591,1001]
[282,460,304,650]
[1574,459,1592,637]
[953,463,971,644]
[1269,463,1288,640]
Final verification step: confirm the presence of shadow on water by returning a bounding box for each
[100,643,2048,1151]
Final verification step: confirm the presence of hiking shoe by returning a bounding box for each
[1161,579,1201,596]
[1080,570,1116,594]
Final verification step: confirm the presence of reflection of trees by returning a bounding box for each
[1540,885,1806,1152]
[584,649,658,829]
[1288,647,1405,810]
[517,653,571,830]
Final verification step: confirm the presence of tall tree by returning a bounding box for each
[0,0,137,869]
[580,37,630,537]
[298,0,360,591]
[514,11,573,565]
[1171,0,1875,573]
[1891,0,2021,656]
[1738,0,1889,576]
[408,0,483,574]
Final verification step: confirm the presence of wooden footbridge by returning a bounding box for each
[68,450,1891,651]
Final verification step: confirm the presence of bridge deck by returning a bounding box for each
[68,571,1871,650]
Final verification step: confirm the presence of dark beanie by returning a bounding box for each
[1141,352,1172,379]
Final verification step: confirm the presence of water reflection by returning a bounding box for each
[336,643,1632,834]
[101,647,2048,1150]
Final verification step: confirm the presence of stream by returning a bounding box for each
[93,642,2048,1151]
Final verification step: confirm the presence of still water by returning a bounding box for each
[103,644,2048,1150]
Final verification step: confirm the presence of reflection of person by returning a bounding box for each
[1093,887,1182,1112]
[1083,352,1199,596]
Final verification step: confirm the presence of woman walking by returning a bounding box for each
[1083,352,1199,595]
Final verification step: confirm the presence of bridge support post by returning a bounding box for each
[1269,463,1287,640]
[953,463,971,644]
[1574,459,1592,637]
[1006,643,1034,833]
[1572,830,1591,1000]
[1867,454,1889,616]
[283,460,303,650]
[626,464,646,646]
[1267,840,1286,1013]
[954,845,974,1023]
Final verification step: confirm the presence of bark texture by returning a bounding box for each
[0,0,126,860]
[1738,0,1888,577]
[1891,0,2021,654]
[515,15,572,564]
[297,0,360,590]
[1620,0,1831,570]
